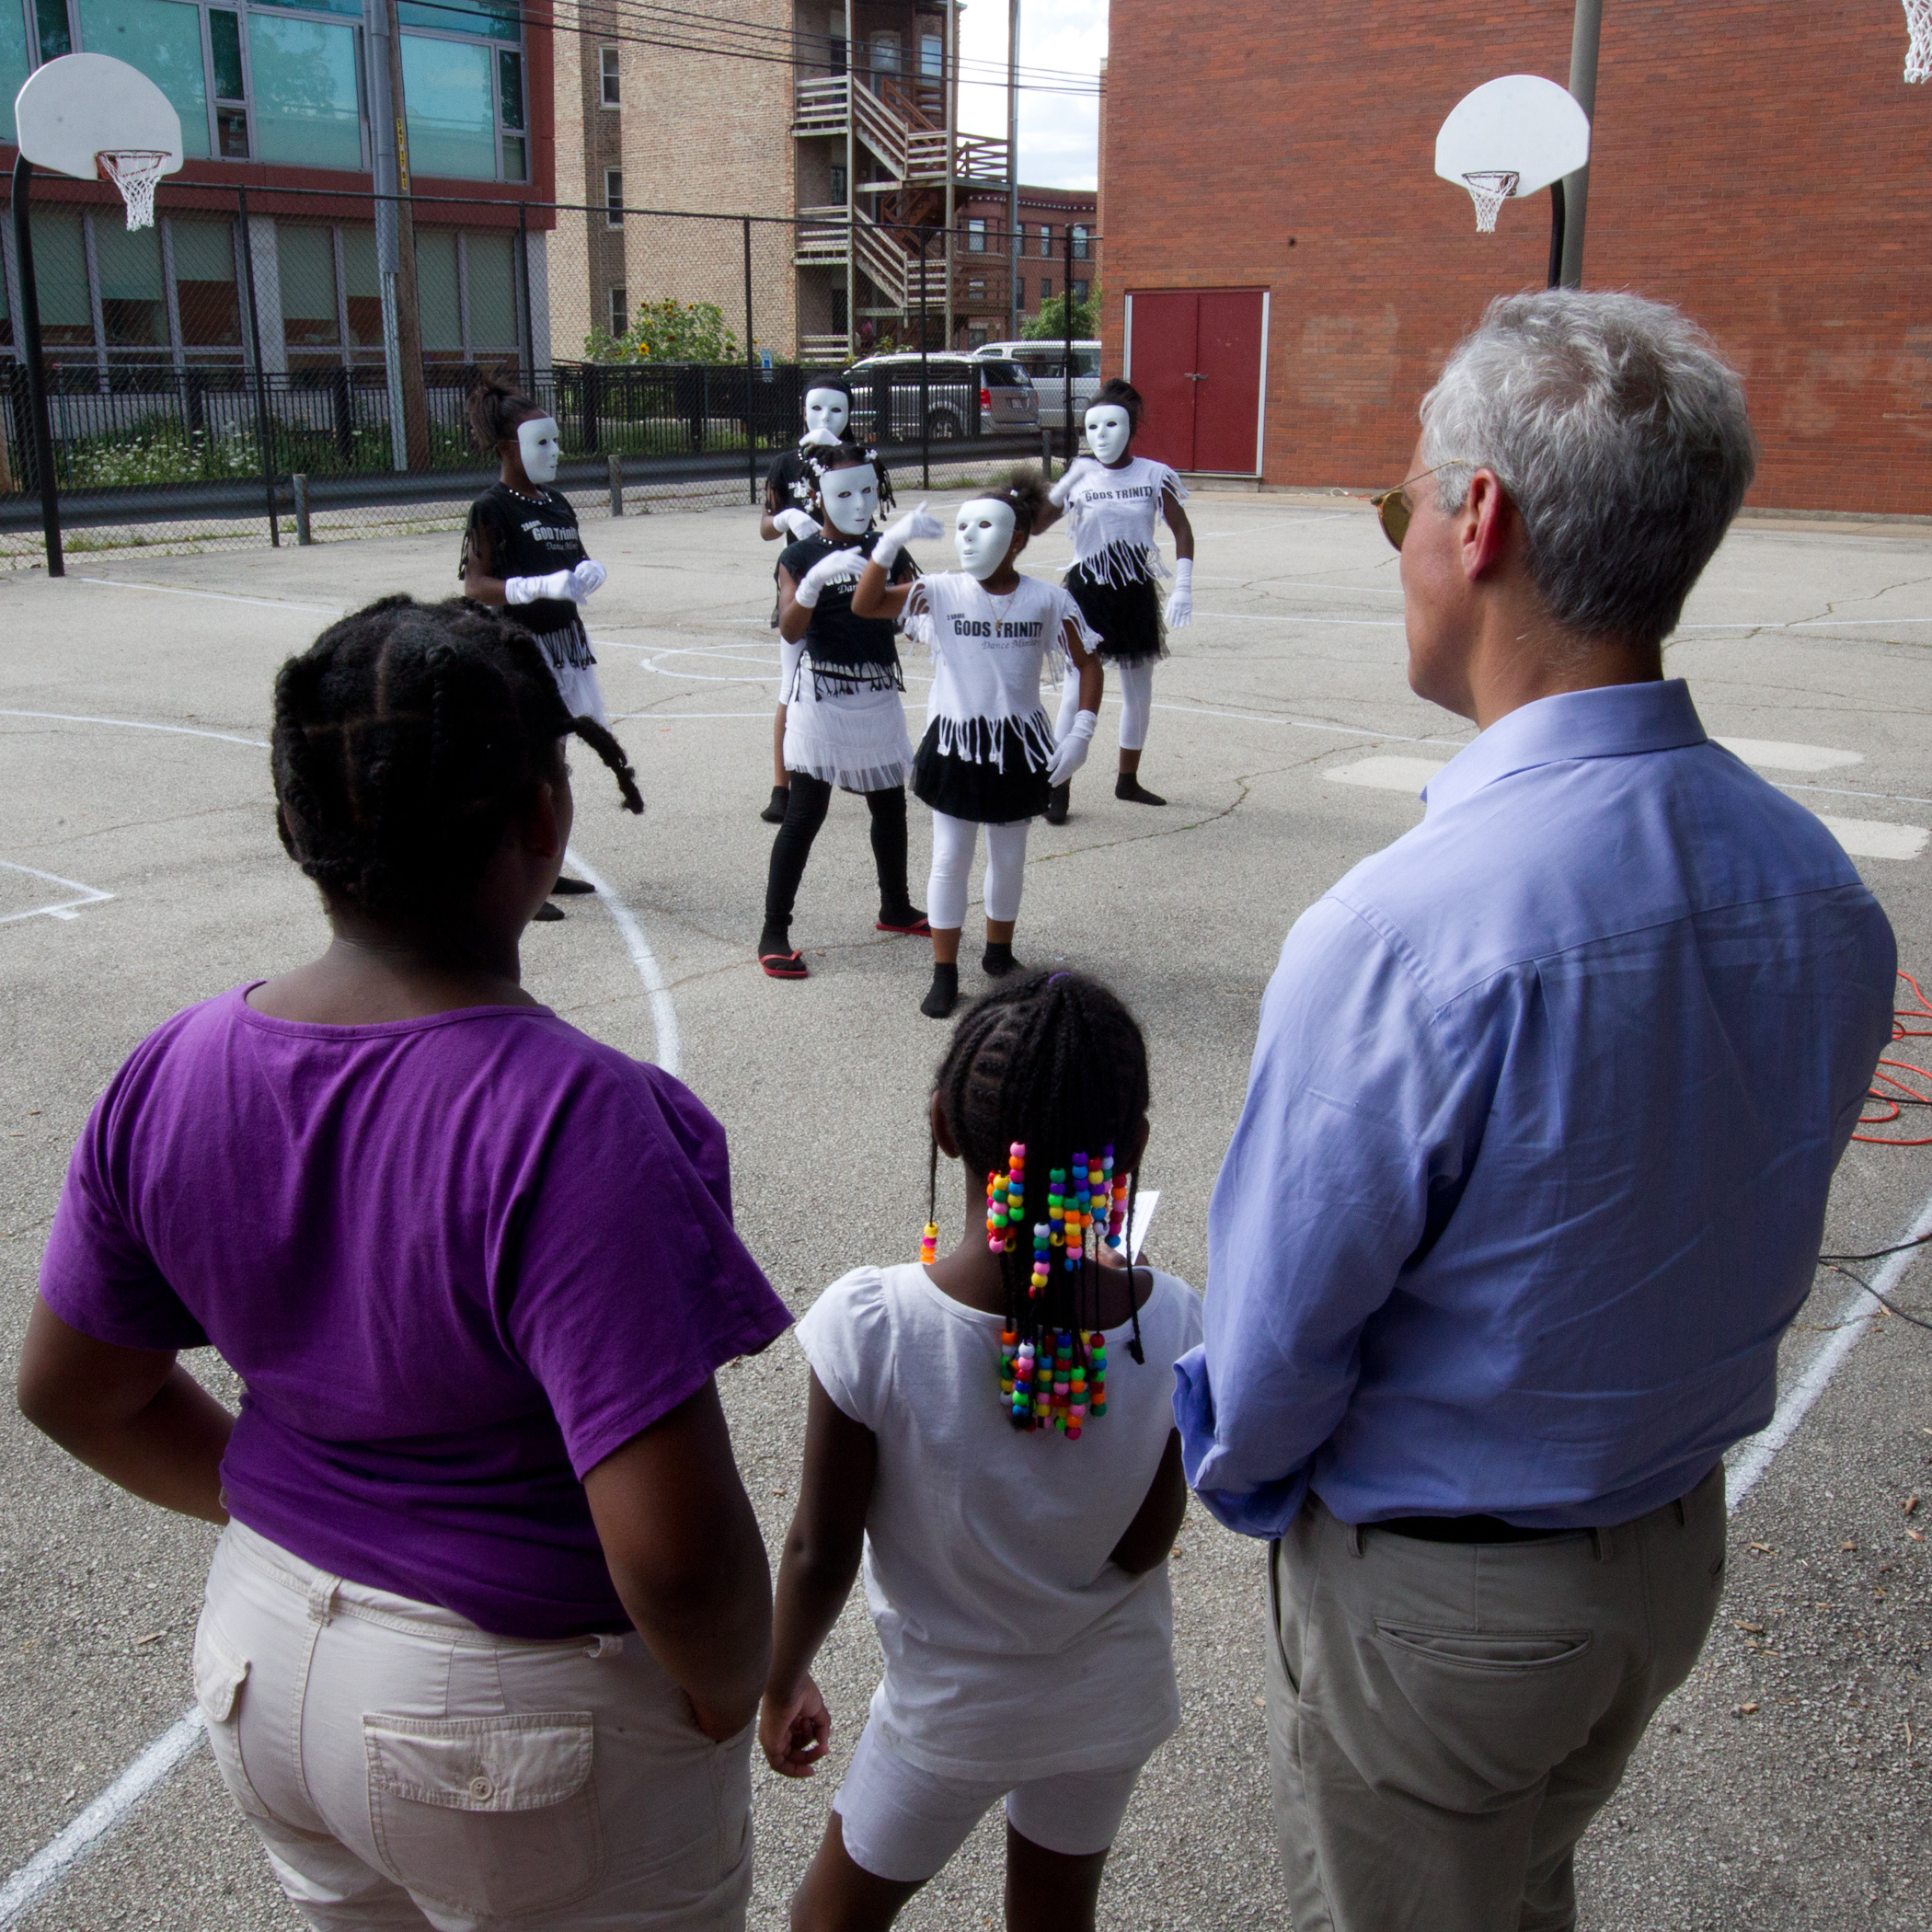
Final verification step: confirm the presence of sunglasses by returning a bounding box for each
[1369,461,1466,551]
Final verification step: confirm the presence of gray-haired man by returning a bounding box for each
[1177,292,1896,1928]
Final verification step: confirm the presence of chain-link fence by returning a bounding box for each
[0,175,1099,569]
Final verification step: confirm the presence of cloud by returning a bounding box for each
[955,0,1106,192]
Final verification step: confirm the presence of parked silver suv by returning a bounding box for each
[974,340,1101,442]
[845,353,1040,442]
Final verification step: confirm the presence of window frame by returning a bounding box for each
[965,216,986,253]
[609,282,627,337]
[1071,224,1090,260]
[599,41,618,105]
[604,166,624,228]
[399,20,524,183]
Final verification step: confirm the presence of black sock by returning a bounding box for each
[921,963,960,1018]
[757,921,793,958]
[982,941,1019,977]
[1117,773,1167,806]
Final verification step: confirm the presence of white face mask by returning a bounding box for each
[954,499,1018,581]
[819,462,878,536]
[803,387,850,445]
[516,415,561,485]
[1085,405,1133,466]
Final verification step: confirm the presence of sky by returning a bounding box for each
[954,0,1106,191]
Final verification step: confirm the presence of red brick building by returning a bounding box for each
[1100,3,1932,512]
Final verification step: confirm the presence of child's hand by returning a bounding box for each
[759,1675,832,1777]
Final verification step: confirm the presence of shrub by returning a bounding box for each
[586,299,743,365]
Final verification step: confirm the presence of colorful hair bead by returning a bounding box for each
[920,1221,938,1266]
[1030,1221,1050,1297]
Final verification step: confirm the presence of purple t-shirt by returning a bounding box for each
[40,989,791,1639]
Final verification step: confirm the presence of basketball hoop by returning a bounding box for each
[98,150,171,230]
[1462,170,1520,234]
[1906,0,1932,82]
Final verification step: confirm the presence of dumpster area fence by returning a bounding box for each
[0,174,1100,568]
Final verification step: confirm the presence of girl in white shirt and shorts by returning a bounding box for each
[850,471,1104,1020]
[760,969,1203,1932]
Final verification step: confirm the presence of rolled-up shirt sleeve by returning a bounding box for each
[1175,896,1472,1537]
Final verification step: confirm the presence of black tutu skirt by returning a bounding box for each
[1065,558,1167,665]
[913,718,1052,823]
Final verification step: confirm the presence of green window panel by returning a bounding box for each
[401,33,496,178]
[30,211,93,344]
[34,0,70,58]
[415,226,460,349]
[1,0,31,144]
[209,6,244,95]
[249,12,362,170]
[278,224,340,344]
[253,0,362,17]
[170,217,241,345]
[340,223,385,346]
[76,0,210,159]
[496,46,523,179]
[465,231,515,348]
[399,0,517,41]
[96,218,167,345]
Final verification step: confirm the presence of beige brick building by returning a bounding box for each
[549,0,1011,366]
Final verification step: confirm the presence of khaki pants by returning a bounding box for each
[195,1522,753,1930]
[1266,1465,1726,1932]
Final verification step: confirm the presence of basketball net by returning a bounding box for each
[1907,0,1932,82]
[98,150,170,231]
[1462,170,1520,234]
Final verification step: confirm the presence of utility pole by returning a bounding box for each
[1558,0,1602,289]
[381,0,431,467]
[1006,0,1019,339]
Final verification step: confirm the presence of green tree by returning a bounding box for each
[1021,283,1099,342]
[584,299,743,364]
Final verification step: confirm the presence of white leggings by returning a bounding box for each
[928,811,1029,930]
[1059,660,1154,753]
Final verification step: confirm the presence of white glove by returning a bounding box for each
[1164,558,1193,630]
[569,559,607,601]
[776,507,820,540]
[793,547,866,608]
[505,569,575,605]
[871,501,945,569]
[1046,708,1098,786]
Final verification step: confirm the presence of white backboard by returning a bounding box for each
[1435,74,1591,200]
[14,52,184,180]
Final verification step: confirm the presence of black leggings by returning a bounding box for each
[763,774,911,931]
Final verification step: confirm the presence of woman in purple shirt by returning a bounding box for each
[17,596,793,1929]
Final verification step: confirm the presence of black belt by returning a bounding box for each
[1371,1514,1574,1546]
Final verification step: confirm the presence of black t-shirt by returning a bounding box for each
[462,483,589,640]
[764,440,897,518]
[778,529,915,696]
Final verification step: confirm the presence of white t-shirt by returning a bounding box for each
[903,571,1098,769]
[1048,455,1188,581]
[794,1259,1203,1780]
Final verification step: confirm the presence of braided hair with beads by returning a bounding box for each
[272,594,640,921]
[929,971,1152,1438]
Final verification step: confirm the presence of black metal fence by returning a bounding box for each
[1,171,1098,566]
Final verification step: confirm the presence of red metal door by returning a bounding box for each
[1124,291,1202,471]
[1192,291,1265,475]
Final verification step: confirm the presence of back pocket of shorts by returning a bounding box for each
[363,1709,604,1917]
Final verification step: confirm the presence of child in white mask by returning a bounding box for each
[758,378,897,826]
[757,445,928,982]
[852,469,1104,1018]
[1033,378,1194,820]
[459,372,614,918]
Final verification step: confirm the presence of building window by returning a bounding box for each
[1036,224,1052,257]
[252,12,362,170]
[868,27,897,92]
[498,45,525,180]
[825,6,845,74]
[277,224,340,351]
[966,217,986,253]
[1040,277,1052,301]
[1071,224,1090,260]
[1014,275,1024,308]
[34,0,73,60]
[402,35,497,178]
[207,7,247,157]
[1073,279,1088,304]
[968,326,987,348]
[919,29,940,78]
[605,168,624,226]
[830,285,847,335]
[600,44,619,105]
[830,163,846,203]
[967,277,985,298]
[610,285,627,337]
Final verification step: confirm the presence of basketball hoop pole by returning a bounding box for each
[8,154,64,578]
[1558,0,1603,288]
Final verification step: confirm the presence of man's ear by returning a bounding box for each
[928,1091,960,1160]
[1460,468,1513,582]
[523,777,566,861]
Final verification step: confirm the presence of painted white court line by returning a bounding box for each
[562,849,682,1079]
[0,1710,204,1929]
[0,860,115,926]
[1323,754,1447,794]
[1726,1186,1932,1516]
[1128,1189,1158,1262]
[80,577,342,616]
[1814,815,1930,862]
[1716,737,1863,773]
[0,708,270,751]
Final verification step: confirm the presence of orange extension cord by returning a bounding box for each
[1854,970,1932,1147]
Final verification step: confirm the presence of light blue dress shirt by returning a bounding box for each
[1176,680,1896,1538]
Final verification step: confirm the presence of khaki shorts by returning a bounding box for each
[195,1521,752,1930]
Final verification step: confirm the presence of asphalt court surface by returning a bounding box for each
[2,489,1930,1928]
